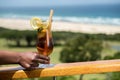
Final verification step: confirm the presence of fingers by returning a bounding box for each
[33,58,49,64]
[20,62,39,69]
[30,63,39,67]
[33,52,50,63]
[19,52,50,69]
[36,54,50,61]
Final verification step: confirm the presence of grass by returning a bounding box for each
[50,46,63,64]
[0,38,120,80]
[0,39,35,51]
[83,74,106,80]
[101,41,120,59]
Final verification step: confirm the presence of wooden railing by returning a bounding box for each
[0,59,120,80]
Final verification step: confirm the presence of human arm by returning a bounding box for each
[0,51,50,69]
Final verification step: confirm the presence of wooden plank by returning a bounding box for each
[0,59,120,80]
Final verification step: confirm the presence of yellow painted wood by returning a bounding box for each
[0,59,120,80]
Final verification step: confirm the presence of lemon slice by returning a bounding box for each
[30,17,49,30]
[43,21,49,29]
[30,17,42,30]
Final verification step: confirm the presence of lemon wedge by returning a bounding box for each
[30,17,49,30]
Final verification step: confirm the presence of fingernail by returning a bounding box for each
[45,60,48,63]
[47,57,50,60]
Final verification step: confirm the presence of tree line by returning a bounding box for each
[0,27,120,47]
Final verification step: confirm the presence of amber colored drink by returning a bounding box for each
[36,28,53,56]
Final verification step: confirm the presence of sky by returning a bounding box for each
[0,0,120,7]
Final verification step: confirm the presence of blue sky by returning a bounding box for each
[0,0,120,7]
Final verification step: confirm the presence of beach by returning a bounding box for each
[0,18,120,34]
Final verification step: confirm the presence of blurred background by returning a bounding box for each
[0,0,120,80]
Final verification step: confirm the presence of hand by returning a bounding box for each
[18,52,50,69]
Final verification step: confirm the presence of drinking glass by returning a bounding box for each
[37,10,54,68]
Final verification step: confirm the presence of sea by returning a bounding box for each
[0,4,120,26]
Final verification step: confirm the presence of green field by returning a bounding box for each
[0,38,119,80]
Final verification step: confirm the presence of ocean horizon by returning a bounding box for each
[0,4,120,26]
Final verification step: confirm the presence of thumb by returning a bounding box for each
[20,62,30,69]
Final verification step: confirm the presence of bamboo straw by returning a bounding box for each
[48,9,54,31]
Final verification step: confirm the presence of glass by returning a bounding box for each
[36,10,54,68]
[36,25,53,56]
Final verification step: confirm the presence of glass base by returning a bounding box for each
[38,64,55,68]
